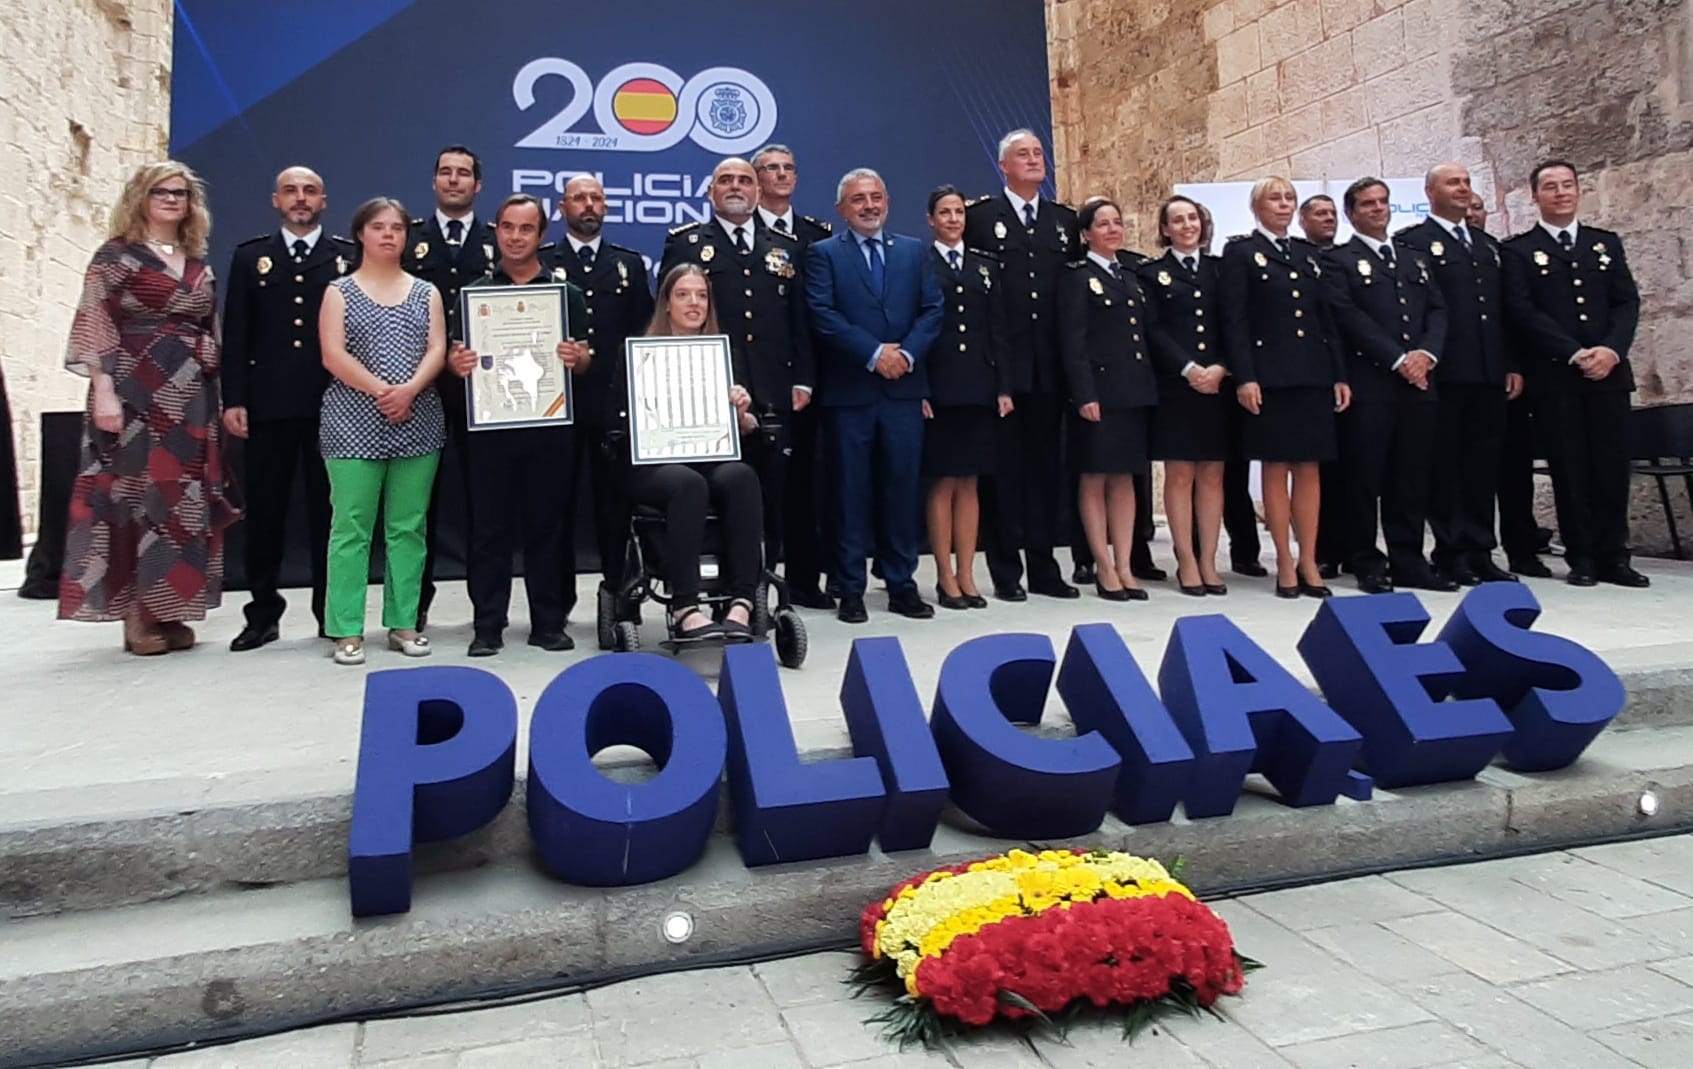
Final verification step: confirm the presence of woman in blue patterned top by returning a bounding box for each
[318,197,446,665]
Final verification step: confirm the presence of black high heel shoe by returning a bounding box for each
[961,590,989,609]
[1203,582,1228,595]
[1275,584,1300,599]
[1179,583,1206,596]
[1095,579,1132,602]
[935,584,971,610]
[1298,580,1334,599]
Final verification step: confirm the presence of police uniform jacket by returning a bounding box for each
[545,239,654,425]
[1139,249,1222,385]
[223,231,355,420]
[403,215,498,344]
[755,212,832,255]
[925,247,1011,407]
[1059,258,1159,410]
[1321,236,1447,404]
[1219,232,1346,390]
[1393,218,1508,385]
[658,220,814,413]
[963,193,1079,395]
[1501,224,1639,395]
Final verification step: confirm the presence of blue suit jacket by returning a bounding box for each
[806,229,943,406]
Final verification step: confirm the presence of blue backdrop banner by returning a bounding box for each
[171,0,1055,280]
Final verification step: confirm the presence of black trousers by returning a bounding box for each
[747,431,787,576]
[240,418,330,631]
[1538,390,1632,568]
[465,425,574,638]
[1337,398,1439,579]
[420,378,471,617]
[630,461,763,606]
[1315,460,1346,567]
[560,410,627,615]
[1430,383,1507,569]
[981,392,1067,590]
[782,403,831,594]
[1497,394,1542,560]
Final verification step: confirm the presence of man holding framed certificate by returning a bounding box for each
[448,194,591,656]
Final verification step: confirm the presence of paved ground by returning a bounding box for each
[71,833,1693,1068]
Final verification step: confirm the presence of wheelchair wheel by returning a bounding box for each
[614,620,641,652]
[773,609,807,669]
[596,584,618,651]
[753,580,773,637]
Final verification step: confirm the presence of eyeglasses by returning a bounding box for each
[149,187,192,201]
[757,163,797,174]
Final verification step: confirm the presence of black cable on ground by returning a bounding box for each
[23,820,1693,1069]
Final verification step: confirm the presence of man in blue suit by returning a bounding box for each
[807,168,944,623]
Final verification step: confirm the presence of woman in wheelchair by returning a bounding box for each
[627,264,765,641]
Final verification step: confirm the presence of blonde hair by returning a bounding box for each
[1248,176,1297,218]
[109,160,212,259]
[646,264,722,336]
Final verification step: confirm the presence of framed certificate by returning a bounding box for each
[459,284,573,430]
[624,334,742,465]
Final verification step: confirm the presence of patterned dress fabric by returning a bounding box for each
[319,277,444,460]
[59,240,238,622]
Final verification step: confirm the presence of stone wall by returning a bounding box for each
[1048,0,1693,554]
[1,0,173,541]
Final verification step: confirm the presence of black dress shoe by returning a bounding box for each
[1275,584,1300,599]
[1204,582,1228,596]
[994,584,1028,602]
[1470,558,1518,583]
[1029,578,1081,599]
[1179,583,1206,597]
[1396,569,1459,593]
[1566,562,1598,587]
[1124,586,1150,601]
[1509,555,1554,578]
[1232,561,1269,578]
[1357,573,1395,595]
[963,592,988,609]
[229,624,280,652]
[1299,581,1333,599]
[889,591,935,619]
[1599,563,1651,588]
[468,634,503,657]
[1438,563,1481,587]
[935,585,971,610]
[1132,564,1169,582]
[790,587,836,610]
[1318,562,1342,580]
[838,595,869,623]
[1096,580,1131,602]
[1072,563,1096,585]
[528,630,576,651]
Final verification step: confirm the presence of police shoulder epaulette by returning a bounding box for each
[330,234,355,246]
[602,241,639,256]
[767,226,799,242]
[1502,229,1534,244]
[1224,233,1252,243]
[410,217,428,227]
[669,221,702,236]
[538,240,558,253]
[803,215,832,232]
[1064,259,1092,270]
[966,195,994,207]
[237,233,270,247]
[965,246,996,261]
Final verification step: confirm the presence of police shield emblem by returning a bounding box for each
[1253,251,1268,267]
[1429,240,1445,258]
[256,256,272,275]
[1594,242,1607,254]
[701,244,716,262]
[1533,250,1550,266]
[1157,270,1172,286]
[1089,276,1104,295]
[994,220,1007,240]
[1357,259,1372,277]
[414,241,429,259]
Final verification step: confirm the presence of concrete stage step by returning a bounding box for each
[7,717,1693,1068]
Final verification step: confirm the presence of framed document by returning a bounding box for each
[625,334,742,465]
[459,284,573,430]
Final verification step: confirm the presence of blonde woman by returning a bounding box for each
[60,161,238,654]
[1218,176,1351,598]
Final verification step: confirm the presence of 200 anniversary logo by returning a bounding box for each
[513,59,778,153]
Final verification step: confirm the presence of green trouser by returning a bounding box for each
[324,453,441,638]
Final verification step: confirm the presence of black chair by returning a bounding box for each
[1629,402,1693,559]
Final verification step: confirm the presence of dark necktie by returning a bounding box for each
[734,226,750,254]
[578,244,595,270]
[866,238,884,293]
[1276,237,1291,257]
[1557,229,1573,252]
[947,249,961,271]
[1109,261,1122,282]
[1181,254,1196,273]
[445,218,463,260]
[774,217,790,234]
[1380,243,1395,267]
[1022,203,1035,228]
[292,239,308,263]
[1454,223,1472,251]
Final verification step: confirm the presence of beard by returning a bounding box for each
[572,213,603,237]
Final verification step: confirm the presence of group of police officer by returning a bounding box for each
[217,133,1647,652]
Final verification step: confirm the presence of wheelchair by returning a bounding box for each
[595,411,808,669]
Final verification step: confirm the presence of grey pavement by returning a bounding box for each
[72,834,1693,1068]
